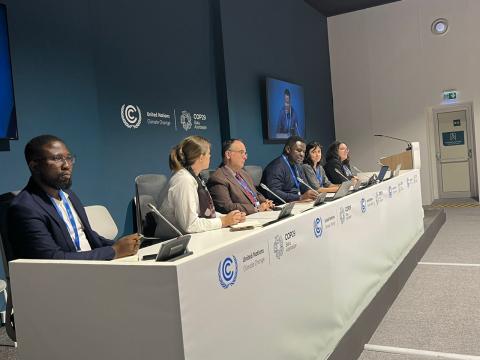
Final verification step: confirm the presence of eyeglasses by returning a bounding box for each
[229,149,248,156]
[36,155,76,165]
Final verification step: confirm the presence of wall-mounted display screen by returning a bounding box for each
[265,77,305,141]
[0,4,17,140]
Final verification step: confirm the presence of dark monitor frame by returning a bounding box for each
[0,4,18,141]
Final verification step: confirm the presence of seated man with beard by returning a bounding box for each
[8,135,140,260]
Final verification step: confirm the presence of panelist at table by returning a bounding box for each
[8,135,140,260]
[260,136,318,204]
[302,141,339,193]
[324,140,358,185]
[157,136,245,238]
[207,139,274,215]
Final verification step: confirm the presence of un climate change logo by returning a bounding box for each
[360,198,367,213]
[121,104,142,129]
[218,256,238,289]
[313,217,323,238]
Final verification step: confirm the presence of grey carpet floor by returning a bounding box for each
[359,206,480,359]
[358,350,431,360]
[0,328,16,360]
[421,207,480,263]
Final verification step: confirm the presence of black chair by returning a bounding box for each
[0,192,18,341]
[134,174,170,245]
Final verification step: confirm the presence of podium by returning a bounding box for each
[380,141,421,170]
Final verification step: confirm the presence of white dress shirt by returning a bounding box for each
[51,191,92,251]
[158,168,223,236]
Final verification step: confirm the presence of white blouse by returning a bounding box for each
[158,168,223,236]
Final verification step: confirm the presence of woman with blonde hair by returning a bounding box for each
[157,135,245,237]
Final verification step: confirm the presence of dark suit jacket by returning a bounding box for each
[8,178,115,260]
[260,156,309,204]
[324,159,353,184]
[207,167,267,215]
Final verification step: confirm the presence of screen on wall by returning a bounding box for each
[0,4,17,140]
[265,77,305,141]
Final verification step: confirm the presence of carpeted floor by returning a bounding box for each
[0,327,16,360]
[425,197,480,209]
[359,206,480,359]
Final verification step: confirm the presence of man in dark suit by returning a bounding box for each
[207,139,274,215]
[261,136,318,204]
[8,135,140,260]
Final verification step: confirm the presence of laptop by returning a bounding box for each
[325,180,353,202]
[377,165,390,182]
[262,202,295,227]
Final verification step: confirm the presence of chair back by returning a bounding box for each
[0,192,18,276]
[134,174,168,235]
[244,165,263,187]
[85,205,118,239]
[0,191,18,341]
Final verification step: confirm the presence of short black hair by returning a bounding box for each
[304,141,323,167]
[221,138,243,159]
[25,135,65,164]
[283,135,305,154]
[284,89,291,98]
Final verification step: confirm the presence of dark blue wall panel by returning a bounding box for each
[0,0,333,238]
[220,0,335,165]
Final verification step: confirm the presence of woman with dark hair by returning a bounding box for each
[324,141,358,185]
[302,142,339,193]
[157,135,245,238]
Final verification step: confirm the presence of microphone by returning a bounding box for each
[147,203,184,237]
[296,177,320,196]
[352,165,363,173]
[260,183,287,204]
[334,168,351,182]
[374,134,412,151]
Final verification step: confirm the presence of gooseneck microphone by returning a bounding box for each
[374,134,412,151]
[296,177,320,196]
[260,183,287,204]
[334,168,351,182]
[352,165,363,174]
[147,203,184,237]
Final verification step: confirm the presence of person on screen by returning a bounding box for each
[260,136,318,204]
[157,135,245,238]
[8,135,140,260]
[207,139,274,215]
[324,141,359,185]
[276,89,299,137]
[302,142,339,193]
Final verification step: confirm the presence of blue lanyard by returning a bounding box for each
[50,191,81,251]
[343,165,352,177]
[281,155,300,193]
[235,174,260,207]
[315,167,323,187]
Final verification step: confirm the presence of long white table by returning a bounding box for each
[10,170,424,360]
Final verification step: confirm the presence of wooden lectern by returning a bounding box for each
[380,142,421,170]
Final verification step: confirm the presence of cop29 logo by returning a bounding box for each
[218,256,238,289]
[273,235,284,260]
[313,217,323,238]
[120,104,142,129]
[360,198,367,213]
[180,110,192,131]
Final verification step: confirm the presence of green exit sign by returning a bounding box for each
[443,90,458,101]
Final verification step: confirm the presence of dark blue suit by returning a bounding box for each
[8,178,115,260]
[260,156,309,204]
